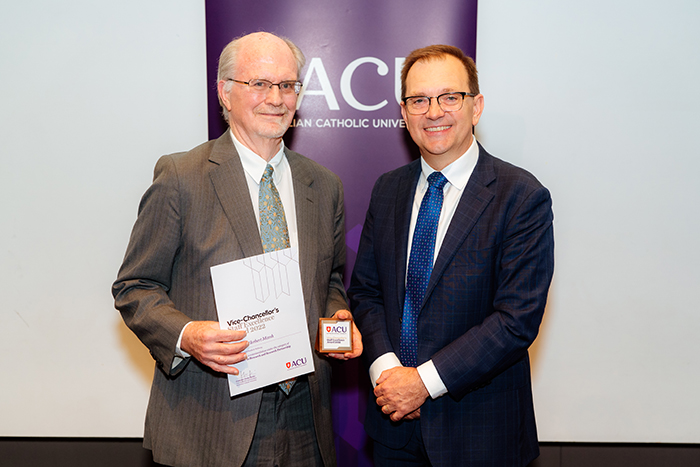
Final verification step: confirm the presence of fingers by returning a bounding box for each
[377,398,410,422]
[374,368,428,421]
[182,321,244,349]
[181,320,249,374]
[202,321,248,343]
[375,366,399,386]
[346,321,363,358]
[326,310,363,360]
[224,328,248,342]
[403,409,421,421]
[374,367,404,396]
[377,397,420,422]
[203,348,249,375]
[326,321,363,360]
[197,340,249,373]
[331,309,351,320]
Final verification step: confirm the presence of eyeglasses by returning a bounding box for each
[402,92,476,115]
[228,78,303,95]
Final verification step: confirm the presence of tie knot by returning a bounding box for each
[427,171,448,191]
[261,164,274,183]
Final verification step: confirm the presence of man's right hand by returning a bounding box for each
[181,321,248,375]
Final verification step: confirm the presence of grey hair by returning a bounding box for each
[217,33,306,122]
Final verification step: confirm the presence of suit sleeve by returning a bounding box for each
[325,175,349,316]
[112,155,191,375]
[348,176,396,364]
[432,184,554,400]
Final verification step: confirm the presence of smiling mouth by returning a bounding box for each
[257,107,288,118]
[425,125,450,132]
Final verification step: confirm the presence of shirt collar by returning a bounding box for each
[229,130,286,185]
[419,137,479,191]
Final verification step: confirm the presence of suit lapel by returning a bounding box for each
[422,147,496,309]
[287,150,317,312]
[208,133,264,258]
[394,161,421,309]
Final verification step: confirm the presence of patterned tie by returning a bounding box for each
[400,171,448,367]
[259,164,295,395]
[259,164,290,252]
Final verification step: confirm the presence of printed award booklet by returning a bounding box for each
[210,247,314,397]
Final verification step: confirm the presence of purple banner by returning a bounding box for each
[205,1,477,464]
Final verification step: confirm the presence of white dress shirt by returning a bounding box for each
[231,131,298,249]
[368,137,480,398]
[174,131,298,363]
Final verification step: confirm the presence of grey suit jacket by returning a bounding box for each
[112,132,347,467]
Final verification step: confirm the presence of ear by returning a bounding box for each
[217,80,232,112]
[472,93,484,126]
[400,101,408,122]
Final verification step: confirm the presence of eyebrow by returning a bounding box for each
[407,87,459,96]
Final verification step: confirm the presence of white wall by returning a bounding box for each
[476,0,700,442]
[0,1,207,436]
[1,0,699,442]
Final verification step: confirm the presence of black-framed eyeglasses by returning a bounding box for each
[402,92,476,115]
[228,78,303,95]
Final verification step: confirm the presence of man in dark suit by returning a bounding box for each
[349,44,554,466]
[113,32,360,467]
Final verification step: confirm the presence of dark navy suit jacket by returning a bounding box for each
[349,144,554,467]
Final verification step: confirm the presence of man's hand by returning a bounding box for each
[374,367,429,422]
[181,321,248,375]
[403,408,421,421]
[326,309,363,360]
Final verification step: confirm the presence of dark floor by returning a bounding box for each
[1,438,699,467]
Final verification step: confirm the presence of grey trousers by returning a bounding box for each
[242,377,323,467]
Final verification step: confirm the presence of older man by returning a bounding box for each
[113,32,360,467]
[349,44,554,466]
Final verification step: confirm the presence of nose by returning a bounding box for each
[265,84,284,105]
[425,97,445,119]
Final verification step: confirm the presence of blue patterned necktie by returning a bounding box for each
[400,171,448,367]
[259,164,295,395]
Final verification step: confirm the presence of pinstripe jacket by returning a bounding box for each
[113,132,347,467]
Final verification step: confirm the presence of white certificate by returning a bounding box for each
[210,247,314,397]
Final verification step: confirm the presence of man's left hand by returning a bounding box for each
[326,309,363,360]
[374,367,429,422]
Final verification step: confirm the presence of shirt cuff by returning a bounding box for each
[368,352,403,387]
[417,360,448,399]
[173,321,193,369]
